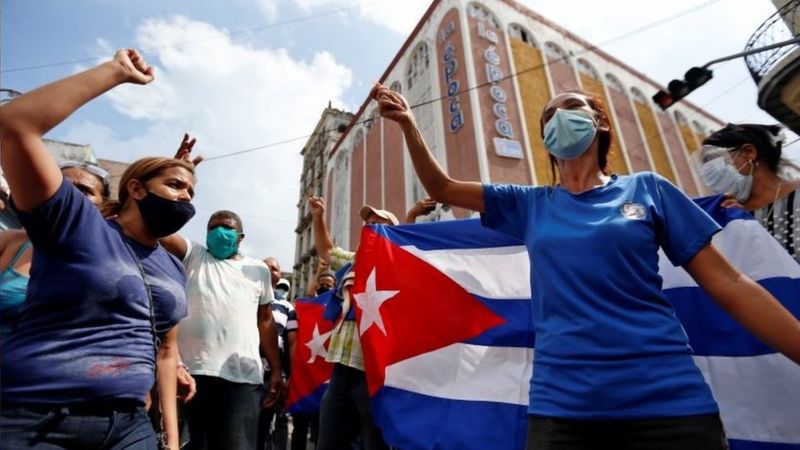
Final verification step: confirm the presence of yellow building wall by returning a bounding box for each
[678,124,700,154]
[633,100,677,184]
[510,38,553,185]
[579,74,629,175]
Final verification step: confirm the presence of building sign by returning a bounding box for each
[467,4,531,182]
[439,21,464,133]
[437,8,480,218]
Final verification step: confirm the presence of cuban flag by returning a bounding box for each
[350,196,800,450]
[286,292,335,414]
[662,196,800,450]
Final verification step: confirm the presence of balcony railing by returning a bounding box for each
[745,1,800,84]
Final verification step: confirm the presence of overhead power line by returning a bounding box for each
[203,0,725,162]
[0,0,391,74]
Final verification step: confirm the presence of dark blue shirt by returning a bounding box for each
[482,172,721,419]
[1,180,187,405]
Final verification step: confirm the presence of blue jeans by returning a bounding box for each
[0,403,156,449]
[526,413,729,450]
[184,375,261,450]
[316,364,388,450]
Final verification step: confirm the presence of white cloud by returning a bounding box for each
[63,15,352,269]
[292,0,431,34]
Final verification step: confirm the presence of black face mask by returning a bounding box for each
[316,286,331,296]
[136,191,196,238]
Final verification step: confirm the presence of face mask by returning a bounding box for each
[543,108,598,160]
[137,191,195,238]
[316,286,331,295]
[206,226,240,260]
[275,288,289,300]
[700,157,754,203]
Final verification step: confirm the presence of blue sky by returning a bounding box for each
[1,0,794,268]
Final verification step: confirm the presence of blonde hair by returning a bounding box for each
[101,157,195,217]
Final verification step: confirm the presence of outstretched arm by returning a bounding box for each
[372,84,484,213]
[308,197,334,262]
[685,244,800,365]
[0,49,154,212]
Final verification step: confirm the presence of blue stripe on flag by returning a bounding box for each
[667,277,800,356]
[372,386,528,450]
[286,382,328,415]
[729,439,800,449]
[371,218,522,250]
[463,296,535,348]
[694,195,757,228]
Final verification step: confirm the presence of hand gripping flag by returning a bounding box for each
[286,291,336,414]
[352,195,800,450]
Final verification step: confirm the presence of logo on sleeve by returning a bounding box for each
[620,202,646,220]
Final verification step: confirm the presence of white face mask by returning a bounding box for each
[700,156,754,203]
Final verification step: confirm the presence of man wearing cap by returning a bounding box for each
[307,196,435,450]
[260,257,298,450]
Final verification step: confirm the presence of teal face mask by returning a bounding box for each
[206,226,240,260]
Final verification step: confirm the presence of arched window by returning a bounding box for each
[467,3,500,28]
[674,110,689,126]
[630,87,647,104]
[692,120,706,135]
[406,42,430,91]
[576,58,600,79]
[605,73,625,93]
[508,24,537,47]
[544,41,570,63]
[389,80,401,93]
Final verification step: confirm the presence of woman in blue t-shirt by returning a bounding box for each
[0,50,195,450]
[372,84,800,449]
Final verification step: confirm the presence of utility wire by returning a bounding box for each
[202,0,725,162]
[0,0,391,74]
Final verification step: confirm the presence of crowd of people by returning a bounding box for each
[0,48,799,450]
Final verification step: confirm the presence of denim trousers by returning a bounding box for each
[526,413,729,450]
[316,364,388,450]
[0,403,156,449]
[183,375,261,450]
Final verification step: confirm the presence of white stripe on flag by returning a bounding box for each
[693,353,800,444]
[400,245,531,299]
[384,343,532,406]
[660,218,800,289]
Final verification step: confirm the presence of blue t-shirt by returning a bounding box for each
[481,172,721,419]
[1,180,188,405]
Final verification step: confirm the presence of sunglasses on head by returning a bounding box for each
[59,160,111,197]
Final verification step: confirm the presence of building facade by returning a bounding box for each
[292,105,354,295]
[310,0,725,257]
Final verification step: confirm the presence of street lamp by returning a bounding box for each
[653,36,800,109]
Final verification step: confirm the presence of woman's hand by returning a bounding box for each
[174,133,204,167]
[371,83,414,125]
[176,364,197,403]
[720,192,745,209]
[308,196,325,217]
[113,49,155,85]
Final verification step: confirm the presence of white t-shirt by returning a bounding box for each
[177,239,274,385]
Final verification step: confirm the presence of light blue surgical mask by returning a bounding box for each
[206,226,240,260]
[543,108,598,160]
[700,155,754,203]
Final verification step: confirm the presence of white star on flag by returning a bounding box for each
[305,323,334,363]
[354,267,400,336]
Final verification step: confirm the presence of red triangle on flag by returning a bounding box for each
[353,227,506,395]
[287,300,335,408]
